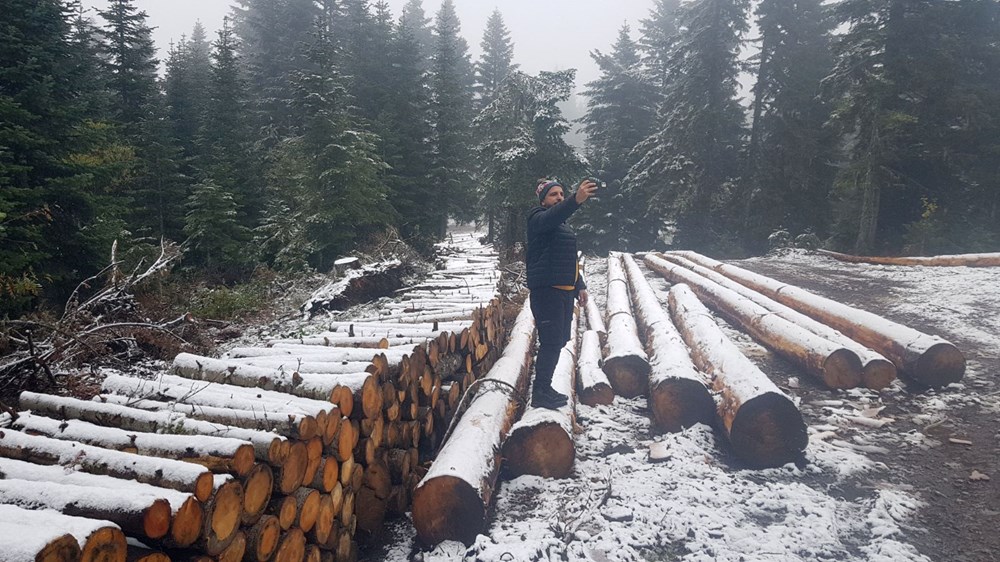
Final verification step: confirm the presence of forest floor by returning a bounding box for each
[369,248,999,562]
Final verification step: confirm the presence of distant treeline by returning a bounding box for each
[3,0,999,316]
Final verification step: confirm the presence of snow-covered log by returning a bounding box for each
[579,256,607,342]
[323,320,465,333]
[225,346,407,363]
[18,392,287,466]
[0,479,171,540]
[671,251,966,387]
[576,330,613,406]
[0,504,126,562]
[621,255,715,432]
[503,309,578,478]
[0,428,216,501]
[658,253,897,389]
[223,357,376,374]
[350,309,475,324]
[646,254,864,389]
[602,252,650,397]
[816,248,1000,267]
[411,301,536,546]
[668,284,808,468]
[13,410,256,477]
[0,457,204,547]
[267,335,419,348]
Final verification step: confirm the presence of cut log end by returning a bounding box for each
[246,515,281,562]
[603,356,650,398]
[194,471,215,503]
[207,480,245,552]
[170,496,204,547]
[730,392,808,469]
[821,349,864,390]
[142,498,172,540]
[649,378,715,434]
[216,530,246,562]
[242,463,275,524]
[273,527,306,562]
[578,382,615,407]
[912,343,966,388]
[79,527,127,562]
[412,476,485,546]
[35,534,81,562]
[502,421,575,478]
[862,359,897,390]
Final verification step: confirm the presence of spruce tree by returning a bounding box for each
[627,0,749,252]
[399,0,434,69]
[429,0,477,230]
[743,0,835,250]
[97,0,159,138]
[475,9,518,109]
[578,25,659,252]
[165,22,212,167]
[184,179,249,271]
[638,0,681,91]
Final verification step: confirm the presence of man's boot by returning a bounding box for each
[531,385,568,409]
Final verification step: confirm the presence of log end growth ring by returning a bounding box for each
[821,349,863,389]
[35,534,81,562]
[502,421,575,478]
[412,475,485,546]
[142,498,172,540]
[603,356,651,398]
[730,392,808,469]
[79,527,126,562]
[649,378,715,434]
[862,359,897,390]
[913,343,965,387]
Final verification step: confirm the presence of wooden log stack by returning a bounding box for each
[0,229,511,561]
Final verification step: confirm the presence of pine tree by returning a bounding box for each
[97,0,159,138]
[429,0,477,230]
[475,9,518,109]
[638,0,681,91]
[165,22,212,166]
[627,0,749,251]
[399,0,434,70]
[578,25,659,252]
[743,0,835,250]
[184,179,249,271]
[474,70,582,249]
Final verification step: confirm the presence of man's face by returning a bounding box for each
[541,186,564,208]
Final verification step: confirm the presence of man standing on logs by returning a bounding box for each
[525,178,598,408]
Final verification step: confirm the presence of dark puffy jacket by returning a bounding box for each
[525,197,587,291]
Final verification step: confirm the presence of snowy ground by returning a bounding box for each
[371,249,1000,562]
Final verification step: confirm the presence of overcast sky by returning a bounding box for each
[80,0,660,90]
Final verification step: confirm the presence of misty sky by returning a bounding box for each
[80,0,660,90]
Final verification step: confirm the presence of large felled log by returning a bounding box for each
[816,248,1000,267]
[602,252,650,397]
[621,255,715,432]
[13,411,256,476]
[412,301,536,546]
[668,284,808,468]
[241,462,275,525]
[657,253,896,389]
[0,457,204,548]
[0,508,81,562]
[0,428,216,502]
[646,254,864,389]
[0,479,171,540]
[671,251,966,387]
[0,504,127,562]
[172,353,357,401]
[223,358,376,374]
[575,330,614,406]
[197,479,245,556]
[244,515,281,562]
[503,309,578,478]
[19,392,287,466]
[225,346,408,363]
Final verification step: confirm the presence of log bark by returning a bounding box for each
[817,248,1000,267]
[602,253,650,397]
[657,253,897,389]
[0,428,215,502]
[668,284,808,468]
[575,330,614,406]
[171,353,353,401]
[671,251,966,387]
[0,479,171,540]
[412,302,535,546]
[19,392,287,466]
[13,410,256,476]
[503,309,578,478]
[621,254,715,432]
[646,254,864,390]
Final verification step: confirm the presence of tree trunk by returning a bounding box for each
[673,250,966,387]
[602,253,650,397]
[668,284,808,468]
[576,330,614,406]
[817,248,1000,267]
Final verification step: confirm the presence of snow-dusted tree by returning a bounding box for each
[638,0,680,91]
[97,0,158,138]
[429,0,477,229]
[577,25,659,252]
[165,22,212,167]
[474,70,582,248]
[184,180,249,270]
[627,0,749,252]
[742,0,835,251]
[474,9,518,110]
[399,0,434,70]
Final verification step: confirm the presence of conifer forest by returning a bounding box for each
[3,0,1000,318]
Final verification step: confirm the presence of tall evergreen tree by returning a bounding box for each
[474,70,582,249]
[474,9,518,109]
[429,0,476,230]
[399,0,434,70]
[638,0,681,91]
[184,179,249,271]
[165,22,212,166]
[743,0,835,250]
[97,0,158,137]
[578,25,659,252]
[627,0,749,252]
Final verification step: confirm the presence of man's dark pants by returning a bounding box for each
[529,286,575,394]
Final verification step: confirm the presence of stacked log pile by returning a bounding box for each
[0,230,510,561]
[816,248,1000,267]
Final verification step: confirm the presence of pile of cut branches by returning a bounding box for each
[0,241,195,395]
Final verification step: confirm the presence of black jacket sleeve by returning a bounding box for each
[527,196,581,235]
